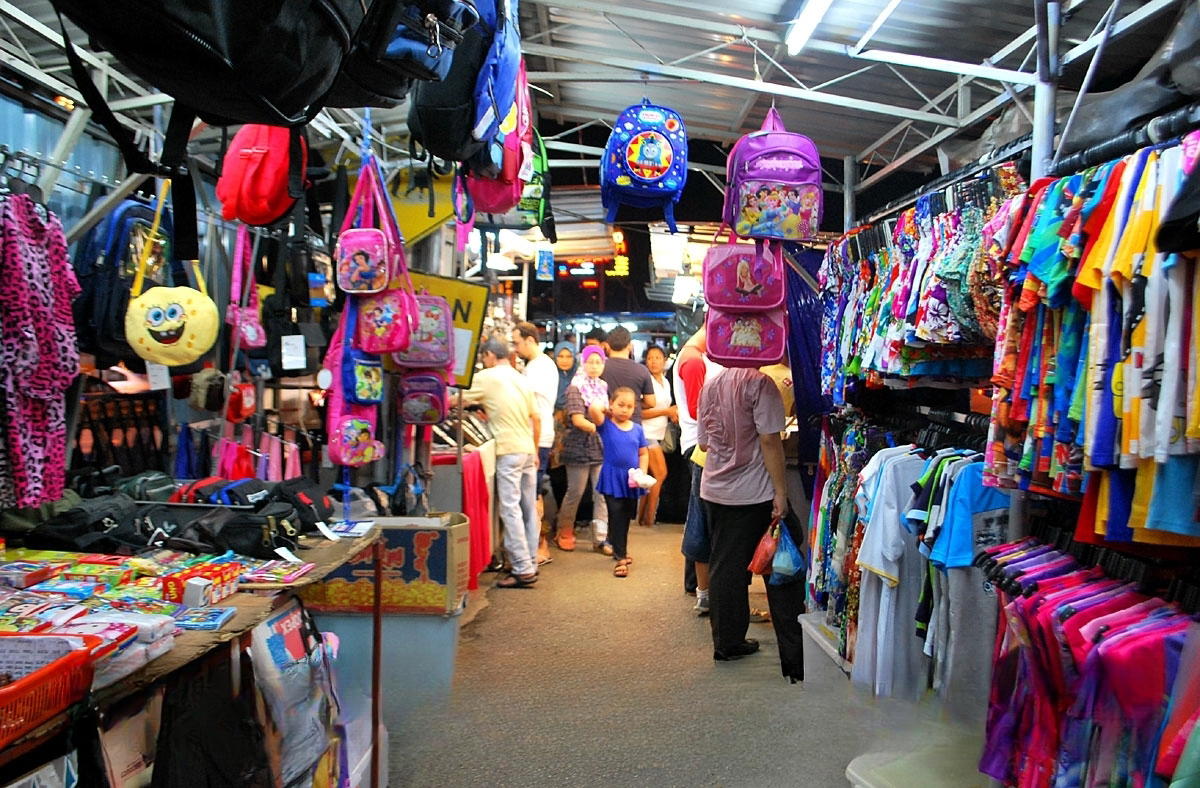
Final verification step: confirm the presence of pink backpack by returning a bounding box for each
[227,225,267,349]
[704,233,788,368]
[323,309,384,467]
[723,107,822,242]
[399,370,450,425]
[467,59,533,216]
[392,294,454,369]
[336,161,396,294]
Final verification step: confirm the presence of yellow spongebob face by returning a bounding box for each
[125,285,219,366]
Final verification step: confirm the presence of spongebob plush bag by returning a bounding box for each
[124,181,219,366]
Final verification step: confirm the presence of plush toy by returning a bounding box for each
[123,181,218,366]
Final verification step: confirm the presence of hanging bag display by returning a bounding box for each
[398,370,450,424]
[723,106,823,241]
[124,181,220,367]
[354,157,420,353]
[216,124,309,226]
[227,226,267,349]
[466,58,533,214]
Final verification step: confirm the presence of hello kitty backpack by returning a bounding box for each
[704,234,787,368]
[601,99,688,233]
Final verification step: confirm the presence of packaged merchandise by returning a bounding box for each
[174,606,237,631]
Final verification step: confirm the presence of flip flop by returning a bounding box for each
[613,558,631,578]
[496,572,538,589]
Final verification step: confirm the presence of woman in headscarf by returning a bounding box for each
[554,345,609,552]
[553,341,576,411]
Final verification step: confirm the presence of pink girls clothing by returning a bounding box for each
[0,195,80,508]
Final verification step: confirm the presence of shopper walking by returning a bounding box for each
[599,326,656,423]
[586,386,651,578]
[697,366,787,660]
[676,328,723,614]
[638,344,676,527]
[513,322,558,565]
[461,337,542,588]
[556,345,609,552]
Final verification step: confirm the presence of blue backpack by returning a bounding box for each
[471,0,521,154]
[601,100,688,233]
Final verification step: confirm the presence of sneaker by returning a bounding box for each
[713,639,760,661]
[694,596,710,616]
[593,540,614,556]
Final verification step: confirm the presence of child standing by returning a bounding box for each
[588,386,654,577]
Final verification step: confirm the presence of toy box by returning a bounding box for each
[300,514,469,616]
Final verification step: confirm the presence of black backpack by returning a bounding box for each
[408,25,491,163]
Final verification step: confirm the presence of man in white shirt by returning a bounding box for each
[513,322,559,565]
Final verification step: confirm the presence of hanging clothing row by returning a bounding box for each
[806,409,1006,672]
[173,419,319,483]
[820,162,1027,401]
[985,130,1200,549]
[980,536,1200,788]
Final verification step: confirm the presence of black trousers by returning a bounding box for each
[703,498,773,652]
[604,494,638,560]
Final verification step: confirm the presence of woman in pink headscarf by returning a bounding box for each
[553,345,611,553]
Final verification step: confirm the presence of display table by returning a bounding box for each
[0,528,385,785]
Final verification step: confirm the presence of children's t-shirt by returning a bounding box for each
[929,462,1011,569]
[595,419,648,499]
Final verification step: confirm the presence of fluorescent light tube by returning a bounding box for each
[786,0,836,55]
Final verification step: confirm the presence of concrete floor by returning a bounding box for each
[388,523,951,788]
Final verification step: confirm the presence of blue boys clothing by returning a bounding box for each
[928,462,1011,568]
[596,419,648,498]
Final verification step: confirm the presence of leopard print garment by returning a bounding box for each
[0,194,80,508]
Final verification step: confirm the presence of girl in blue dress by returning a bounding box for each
[587,386,654,577]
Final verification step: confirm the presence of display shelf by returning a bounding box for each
[798,611,851,675]
[237,530,382,591]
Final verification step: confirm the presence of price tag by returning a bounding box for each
[314,521,341,541]
[274,546,303,564]
[281,335,306,370]
[146,363,171,391]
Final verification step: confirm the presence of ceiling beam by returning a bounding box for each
[523,0,785,46]
[1060,0,1180,65]
[527,71,702,84]
[0,2,150,99]
[853,49,1038,85]
[522,43,958,127]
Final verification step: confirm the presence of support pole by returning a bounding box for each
[1030,0,1060,180]
[843,155,857,231]
[38,106,92,196]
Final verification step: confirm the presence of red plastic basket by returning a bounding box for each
[0,633,99,749]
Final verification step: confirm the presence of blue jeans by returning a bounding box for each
[495,453,539,576]
[537,446,552,490]
[681,459,710,562]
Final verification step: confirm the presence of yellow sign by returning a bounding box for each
[607,254,630,277]
[410,272,490,388]
[347,168,455,245]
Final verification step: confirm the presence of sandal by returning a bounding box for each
[613,558,631,578]
[496,572,538,589]
[555,531,576,551]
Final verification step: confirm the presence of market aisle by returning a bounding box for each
[389,523,945,787]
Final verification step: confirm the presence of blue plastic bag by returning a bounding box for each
[769,516,807,586]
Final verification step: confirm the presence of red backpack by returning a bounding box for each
[216,125,308,226]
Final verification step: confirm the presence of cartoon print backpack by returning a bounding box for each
[601,99,688,233]
[702,240,785,313]
[399,370,449,425]
[336,159,395,294]
[342,309,384,406]
[392,294,454,369]
[704,234,787,368]
[724,107,822,241]
[323,309,384,468]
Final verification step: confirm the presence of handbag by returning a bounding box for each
[124,180,220,366]
[661,420,681,455]
[342,309,384,405]
[747,519,781,575]
[226,226,267,349]
[355,159,419,353]
[189,368,227,412]
[336,160,407,294]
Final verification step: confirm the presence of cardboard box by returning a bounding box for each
[300,514,470,616]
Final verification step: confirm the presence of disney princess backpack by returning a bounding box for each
[723,107,822,241]
[601,99,688,233]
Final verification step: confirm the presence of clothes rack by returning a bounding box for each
[1050,100,1200,176]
